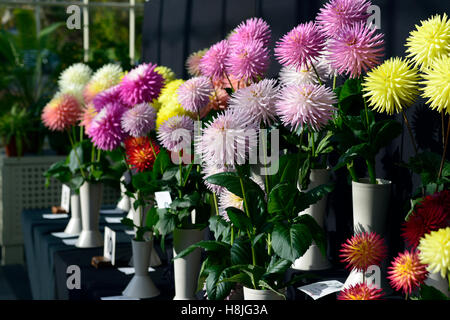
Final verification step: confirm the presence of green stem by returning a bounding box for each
[96,148,101,163]
[213,192,219,216]
[224,71,235,92]
[178,152,183,188]
[261,128,270,194]
[72,125,77,143]
[309,130,315,158]
[311,63,323,86]
[362,95,370,129]
[366,159,376,184]
[347,162,358,182]
[267,233,272,256]
[240,177,256,266]
[437,117,450,182]
[230,226,234,246]
[67,129,86,179]
[332,74,337,90]
[80,125,84,142]
[402,110,418,155]
[149,138,157,158]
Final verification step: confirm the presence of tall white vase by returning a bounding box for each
[76,182,104,248]
[243,287,286,300]
[293,168,331,270]
[116,175,131,212]
[122,239,160,299]
[173,228,204,300]
[64,193,82,235]
[344,178,392,293]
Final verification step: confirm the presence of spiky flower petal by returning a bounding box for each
[155,66,176,84]
[228,17,272,48]
[186,49,208,77]
[157,115,194,152]
[388,250,428,295]
[275,21,326,72]
[276,84,337,132]
[121,103,157,137]
[41,93,82,131]
[124,136,160,172]
[218,189,244,221]
[92,85,121,112]
[200,40,230,81]
[279,64,327,87]
[363,57,420,115]
[340,231,387,271]
[177,76,213,114]
[80,103,98,134]
[405,13,450,70]
[421,55,450,114]
[337,283,384,300]
[83,64,123,103]
[418,227,450,278]
[58,63,92,102]
[328,22,384,78]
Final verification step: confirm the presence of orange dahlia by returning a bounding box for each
[125,136,160,172]
[337,283,384,300]
[340,232,387,271]
[387,250,428,295]
[41,93,82,131]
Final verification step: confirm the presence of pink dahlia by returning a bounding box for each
[119,63,164,106]
[229,79,279,125]
[327,22,384,78]
[41,93,82,131]
[387,250,428,295]
[92,85,122,112]
[276,84,337,132]
[88,102,127,151]
[157,115,194,152]
[121,103,156,137]
[196,108,258,166]
[226,39,270,83]
[228,17,271,48]
[176,76,213,115]
[186,49,208,77]
[316,0,372,38]
[274,22,326,72]
[199,40,230,81]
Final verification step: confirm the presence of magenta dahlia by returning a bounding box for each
[228,17,271,48]
[199,40,230,81]
[92,85,122,112]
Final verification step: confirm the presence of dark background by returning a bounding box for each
[141,0,450,265]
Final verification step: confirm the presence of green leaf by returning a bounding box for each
[294,215,327,257]
[155,208,176,236]
[121,217,134,228]
[173,240,231,260]
[265,256,291,275]
[372,119,402,152]
[206,172,243,197]
[334,143,370,170]
[252,233,265,247]
[205,265,234,300]
[226,207,251,232]
[230,237,252,265]
[145,207,159,229]
[208,215,231,243]
[271,222,313,262]
[419,284,449,300]
[258,280,286,299]
[68,143,84,173]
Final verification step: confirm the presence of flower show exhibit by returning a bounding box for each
[3,0,449,305]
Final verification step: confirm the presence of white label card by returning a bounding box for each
[154,191,172,209]
[61,184,71,213]
[103,227,116,265]
[298,280,344,300]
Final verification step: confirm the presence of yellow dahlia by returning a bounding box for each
[155,66,176,84]
[418,227,450,278]
[363,57,420,115]
[405,13,450,70]
[158,79,185,107]
[421,55,450,114]
[156,102,190,129]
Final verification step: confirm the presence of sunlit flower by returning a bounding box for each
[186,49,208,77]
[157,115,194,152]
[337,283,384,300]
[421,55,450,114]
[402,190,450,249]
[279,64,327,87]
[418,227,450,278]
[388,250,428,295]
[228,79,279,125]
[121,102,156,137]
[41,93,82,131]
[340,231,387,271]
[83,64,123,103]
[405,13,450,70]
[119,63,164,106]
[87,102,127,151]
[92,85,122,112]
[177,76,213,114]
[158,79,186,107]
[328,22,384,78]
[274,21,326,72]
[316,0,372,38]
[200,40,230,81]
[218,189,244,221]
[276,83,337,132]
[228,17,271,48]
[58,63,92,102]
[125,136,160,172]
[363,57,420,115]
[154,65,176,84]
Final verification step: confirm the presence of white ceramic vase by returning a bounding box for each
[122,239,160,299]
[344,178,392,293]
[243,287,286,300]
[117,174,131,211]
[64,193,82,235]
[293,168,331,271]
[76,182,104,248]
[173,228,205,300]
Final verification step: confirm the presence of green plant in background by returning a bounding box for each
[0,104,34,156]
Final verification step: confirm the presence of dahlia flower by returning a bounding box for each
[200,40,230,81]
[157,115,194,152]
[228,79,279,125]
[327,22,384,78]
[421,55,450,114]
[158,79,185,107]
[186,49,208,77]
[387,250,428,295]
[119,63,164,106]
[363,57,420,115]
[226,39,270,83]
[276,83,337,132]
[340,231,387,271]
[125,136,160,172]
[316,0,372,38]
[228,17,271,48]
[177,76,213,114]
[87,102,127,151]
[402,190,450,249]
[218,189,244,221]
[41,93,82,131]
[154,65,176,84]
[196,108,258,166]
[58,63,92,101]
[405,13,450,70]
[274,22,326,72]
[92,85,121,112]
[337,283,384,300]
[80,103,98,134]
[418,227,450,278]
[156,103,190,129]
[83,64,123,103]
[279,64,327,87]
[121,103,157,137]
